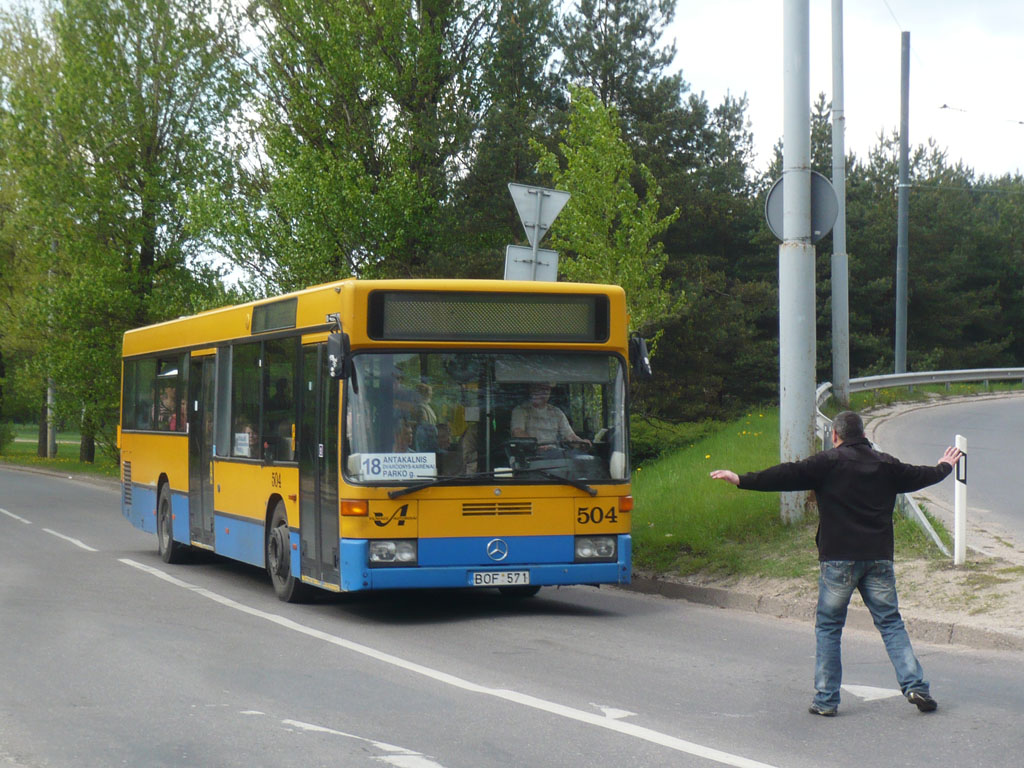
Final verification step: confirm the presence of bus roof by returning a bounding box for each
[122,278,628,358]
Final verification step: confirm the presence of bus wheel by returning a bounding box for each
[266,501,310,603]
[157,484,186,564]
[498,585,541,598]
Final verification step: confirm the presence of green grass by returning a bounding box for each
[632,407,951,581]
[0,424,119,479]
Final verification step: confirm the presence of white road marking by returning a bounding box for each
[842,684,904,702]
[121,558,779,768]
[0,508,32,524]
[591,703,637,720]
[283,719,447,767]
[43,528,98,552]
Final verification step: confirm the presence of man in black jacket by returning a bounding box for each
[710,411,962,717]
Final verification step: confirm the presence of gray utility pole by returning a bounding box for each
[830,0,850,406]
[895,31,910,373]
[779,0,816,523]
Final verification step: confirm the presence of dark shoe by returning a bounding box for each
[808,703,838,717]
[907,691,938,712]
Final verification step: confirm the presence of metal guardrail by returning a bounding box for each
[816,367,1024,443]
[815,367,1024,557]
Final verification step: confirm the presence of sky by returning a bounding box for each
[666,0,1024,178]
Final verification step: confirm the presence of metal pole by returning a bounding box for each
[954,433,967,565]
[530,190,543,279]
[46,262,57,459]
[830,0,850,406]
[779,0,815,523]
[895,31,910,373]
[47,377,57,459]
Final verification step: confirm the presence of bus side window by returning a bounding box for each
[131,358,158,430]
[231,342,262,459]
[262,338,297,462]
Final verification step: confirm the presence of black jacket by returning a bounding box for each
[737,437,952,561]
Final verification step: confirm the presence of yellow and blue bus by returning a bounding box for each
[119,279,640,601]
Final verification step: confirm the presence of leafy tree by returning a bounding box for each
[533,86,680,336]
[558,0,676,142]
[0,3,65,445]
[213,0,497,290]
[455,0,561,277]
[0,0,247,461]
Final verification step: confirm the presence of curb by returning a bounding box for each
[0,461,120,492]
[626,576,1024,652]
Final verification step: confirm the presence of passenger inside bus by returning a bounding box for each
[155,385,181,431]
[393,418,414,452]
[233,417,258,458]
[412,382,439,451]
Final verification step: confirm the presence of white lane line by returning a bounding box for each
[283,719,447,767]
[121,558,778,768]
[0,508,32,524]
[42,528,98,552]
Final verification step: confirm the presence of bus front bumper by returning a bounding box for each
[338,534,631,592]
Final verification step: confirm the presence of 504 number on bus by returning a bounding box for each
[577,505,618,525]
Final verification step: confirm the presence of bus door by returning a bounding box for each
[299,344,340,586]
[188,355,216,546]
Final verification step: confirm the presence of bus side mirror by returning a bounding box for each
[629,335,652,380]
[327,331,350,379]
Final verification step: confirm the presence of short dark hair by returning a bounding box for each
[832,411,864,441]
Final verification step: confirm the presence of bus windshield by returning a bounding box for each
[344,351,628,485]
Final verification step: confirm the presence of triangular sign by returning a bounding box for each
[508,183,570,248]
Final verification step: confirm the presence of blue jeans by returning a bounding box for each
[814,560,929,709]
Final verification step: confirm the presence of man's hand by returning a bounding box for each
[938,446,964,467]
[709,469,740,486]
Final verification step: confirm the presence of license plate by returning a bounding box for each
[471,570,530,587]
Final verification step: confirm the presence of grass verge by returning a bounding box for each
[631,407,951,582]
[0,425,119,479]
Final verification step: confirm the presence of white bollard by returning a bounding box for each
[954,434,967,566]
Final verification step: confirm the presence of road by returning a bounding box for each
[2,466,1024,767]
[871,393,1024,547]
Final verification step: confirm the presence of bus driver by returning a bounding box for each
[510,383,590,452]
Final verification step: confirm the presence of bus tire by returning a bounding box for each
[498,585,541,598]
[266,501,311,603]
[157,484,187,564]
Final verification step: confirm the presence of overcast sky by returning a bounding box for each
[666,0,1024,178]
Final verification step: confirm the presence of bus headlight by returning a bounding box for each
[574,535,617,562]
[368,539,418,567]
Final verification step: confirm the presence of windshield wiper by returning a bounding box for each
[388,468,597,499]
[514,467,597,496]
[388,471,506,499]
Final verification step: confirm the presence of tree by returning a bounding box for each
[0,0,247,460]
[0,3,65,448]
[558,0,676,138]
[454,0,561,277]
[210,0,497,290]
[534,86,680,336]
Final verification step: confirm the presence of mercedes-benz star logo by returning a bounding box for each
[486,538,509,562]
